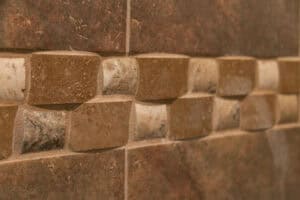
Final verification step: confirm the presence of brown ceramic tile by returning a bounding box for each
[240,92,277,131]
[27,51,100,105]
[0,0,126,53]
[276,95,298,124]
[0,104,18,160]
[127,131,286,200]
[167,94,213,140]
[69,96,132,151]
[217,56,256,96]
[130,0,298,56]
[0,149,124,200]
[135,54,189,100]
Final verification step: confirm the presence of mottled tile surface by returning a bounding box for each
[0,0,126,53]
[130,0,298,57]
[128,129,300,200]
[0,149,124,200]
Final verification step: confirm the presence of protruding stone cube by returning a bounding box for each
[256,60,279,91]
[0,104,18,159]
[277,95,298,124]
[168,94,213,140]
[69,96,132,151]
[101,57,138,95]
[135,54,189,100]
[130,102,167,141]
[217,57,256,96]
[14,106,66,154]
[27,51,100,105]
[0,55,26,102]
[277,57,300,94]
[188,58,218,93]
[213,98,240,131]
[240,92,277,131]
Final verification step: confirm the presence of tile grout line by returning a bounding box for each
[125,0,131,56]
[124,147,128,200]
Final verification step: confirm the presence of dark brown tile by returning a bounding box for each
[127,131,289,200]
[0,149,124,200]
[130,0,298,57]
[0,0,126,53]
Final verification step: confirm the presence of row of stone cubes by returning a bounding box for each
[0,52,299,160]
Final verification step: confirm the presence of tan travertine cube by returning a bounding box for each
[135,54,189,100]
[188,58,218,93]
[277,95,298,124]
[256,60,279,91]
[277,57,300,94]
[213,98,240,131]
[240,92,276,131]
[69,96,132,151]
[101,57,138,95]
[0,104,18,160]
[130,102,167,141]
[168,94,213,140]
[0,56,26,102]
[217,57,256,96]
[27,51,100,105]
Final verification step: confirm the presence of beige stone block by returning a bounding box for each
[130,102,167,141]
[213,97,240,131]
[101,57,138,95]
[256,60,279,91]
[188,58,218,93]
[277,95,298,124]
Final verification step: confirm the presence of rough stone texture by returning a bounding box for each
[128,129,300,200]
[277,58,300,94]
[0,56,26,102]
[27,51,100,105]
[0,149,124,200]
[277,95,298,124]
[217,57,256,96]
[0,104,18,160]
[69,96,132,151]
[0,0,126,53]
[167,94,213,140]
[130,0,298,57]
[101,57,138,95]
[135,54,189,100]
[240,92,277,131]
[188,58,218,94]
[213,97,240,131]
[14,107,66,154]
[256,60,279,92]
[130,102,167,141]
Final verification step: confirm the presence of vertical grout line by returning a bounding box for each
[126,0,131,56]
[124,147,128,200]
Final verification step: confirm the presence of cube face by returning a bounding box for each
[278,58,300,94]
[27,51,100,105]
[14,108,66,154]
[130,102,167,141]
[0,57,26,102]
[256,60,279,92]
[0,105,18,160]
[101,57,138,95]
[217,57,256,96]
[240,93,277,131]
[135,54,189,100]
[168,94,213,140]
[69,97,132,151]
[188,58,218,93]
[277,95,298,124]
[213,98,240,131]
